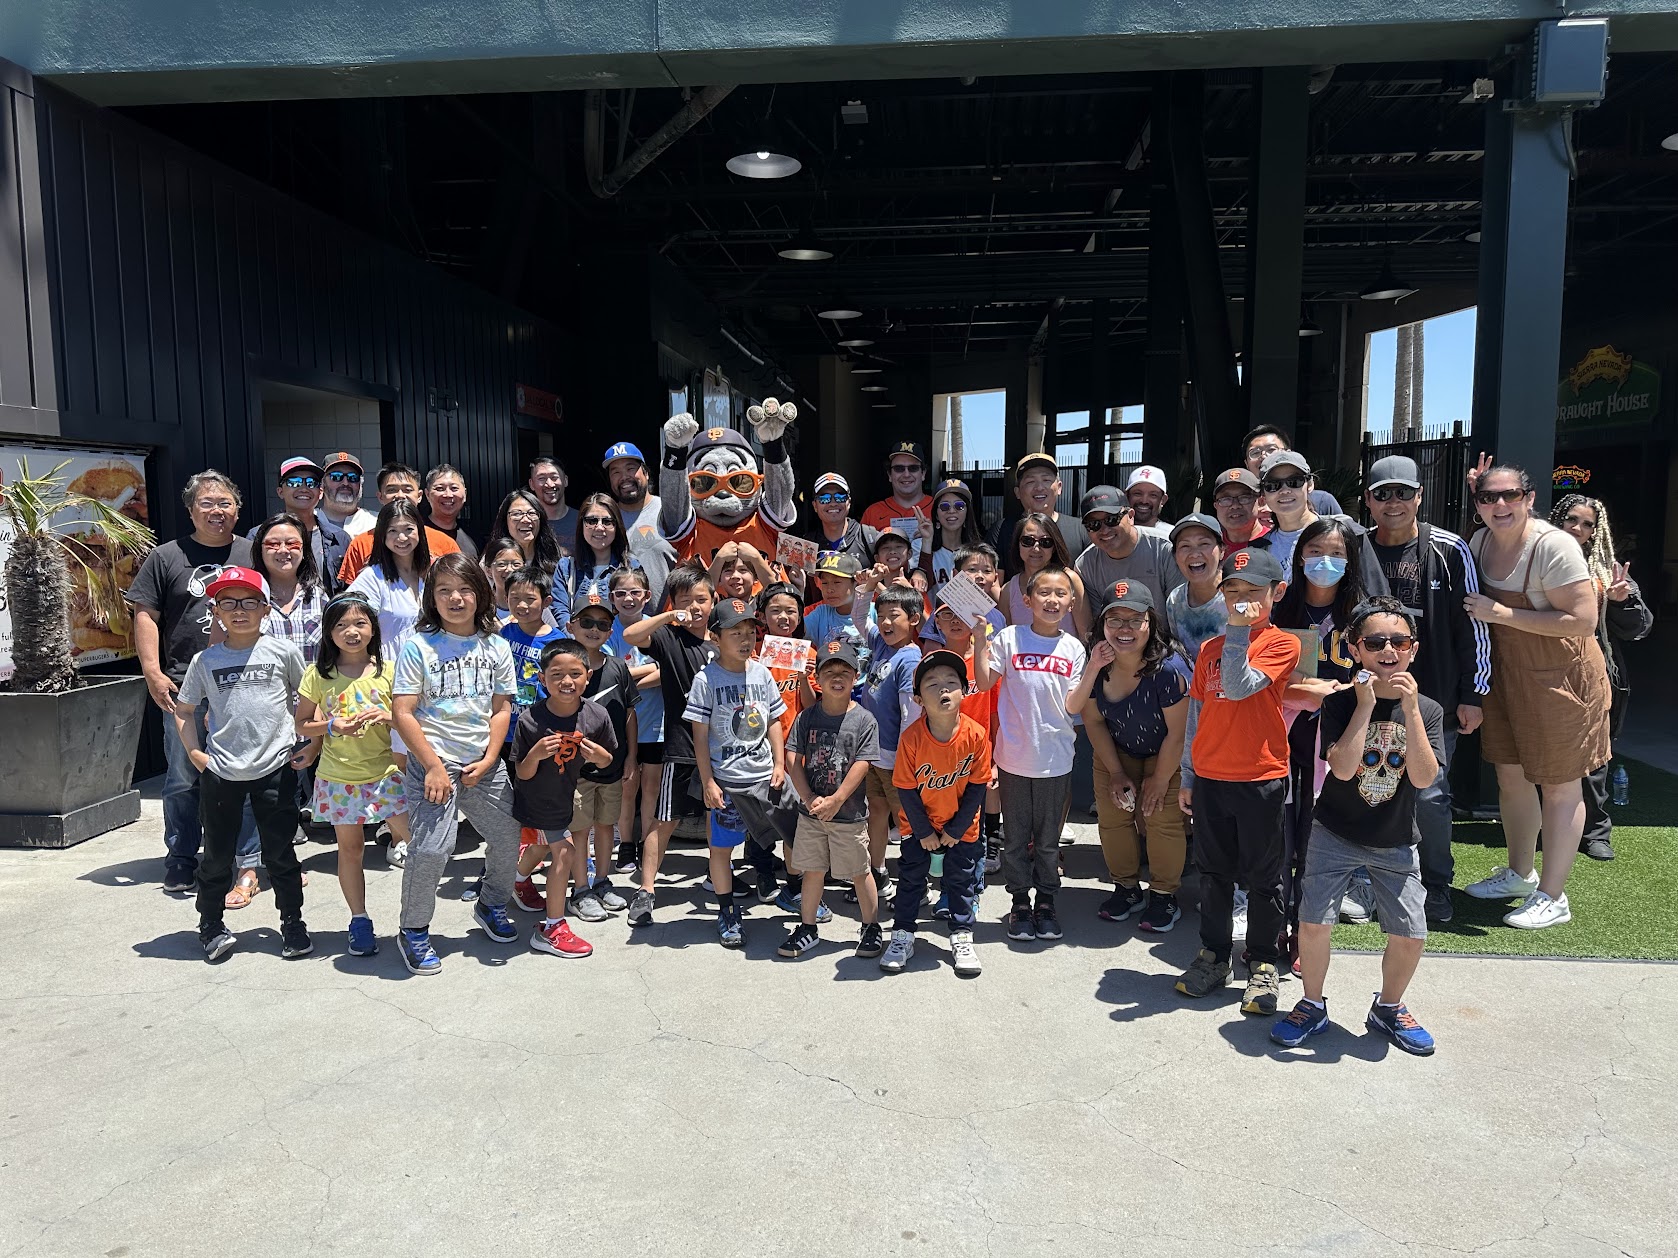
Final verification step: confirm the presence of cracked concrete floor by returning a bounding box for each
[3,793,1675,1258]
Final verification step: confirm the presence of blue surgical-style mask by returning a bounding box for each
[1302,555,1348,588]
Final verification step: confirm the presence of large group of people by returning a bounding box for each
[125,408,1650,1058]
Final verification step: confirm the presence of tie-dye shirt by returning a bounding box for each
[393,630,517,768]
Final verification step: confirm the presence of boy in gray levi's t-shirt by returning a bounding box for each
[177,636,306,780]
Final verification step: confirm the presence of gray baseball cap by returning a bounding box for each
[1368,455,1422,490]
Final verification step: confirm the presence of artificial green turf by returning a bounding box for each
[1332,755,1678,960]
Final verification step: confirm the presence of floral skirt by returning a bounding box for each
[312,771,407,826]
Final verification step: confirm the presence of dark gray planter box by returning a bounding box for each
[0,674,146,848]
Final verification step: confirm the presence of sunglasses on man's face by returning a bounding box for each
[1359,634,1415,651]
[1260,475,1308,493]
[815,491,850,505]
[1369,485,1419,503]
[688,469,763,499]
[1019,535,1056,550]
[282,475,319,489]
[326,470,361,484]
[1082,512,1129,532]
[890,463,922,475]
[1473,488,1527,505]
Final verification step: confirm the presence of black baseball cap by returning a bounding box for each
[1099,579,1155,615]
[887,442,926,467]
[914,649,968,694]
[709,597,759,631]
[1078,485,1128,517]
[1219,548,1286,584]
[814,639,861,673]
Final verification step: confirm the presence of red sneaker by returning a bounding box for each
[530,918,592,958]
[512,877,546,914]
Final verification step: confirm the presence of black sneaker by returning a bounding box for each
[855,922,886,959]
[1424,886,1455,924]
[1098,884,1147,922]
[1006,903,1036,941]
[1138,892,1181,933]
[627,889,655,927]
[200,926,236,963]
[777,922,820,959]
[1583,837,1615,862]
[1033,901,1063,941]
[279,918,313,959]
[756,870,781,902]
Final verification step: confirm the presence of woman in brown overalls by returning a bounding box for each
[1461,465,1610,930]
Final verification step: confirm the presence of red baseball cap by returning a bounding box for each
[205,566,271,601]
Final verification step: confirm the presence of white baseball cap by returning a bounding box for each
[1127,465,1168,492]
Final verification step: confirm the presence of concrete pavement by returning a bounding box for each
[2,791,1674,1258]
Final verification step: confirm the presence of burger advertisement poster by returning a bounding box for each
[0,443,149,679]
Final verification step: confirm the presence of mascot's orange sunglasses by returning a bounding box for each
[687,469,763,499]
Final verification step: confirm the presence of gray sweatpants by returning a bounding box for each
[999,768,1072,898]
[399,759,522,930]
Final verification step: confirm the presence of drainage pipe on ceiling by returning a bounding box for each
[585,85,737,198]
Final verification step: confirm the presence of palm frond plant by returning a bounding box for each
[1,458,155,693]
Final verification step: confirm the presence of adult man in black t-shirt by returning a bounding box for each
[988,453,1090,574]
[1363,455,1490,924]
[1271,598,1445,1056]
[127,469,257,892]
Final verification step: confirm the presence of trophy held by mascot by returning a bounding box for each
[659,398,798,565]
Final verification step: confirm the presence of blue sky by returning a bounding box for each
[945,305,1477,467]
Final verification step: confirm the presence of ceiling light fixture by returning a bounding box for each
[850,365,883,375]
[817,307,863,320]
[1298,317,1325,338]
[860,384,888,392]
[726,148,801,179]
[1465,229,1482,243]
[836,337,874,348]
[777,228,833,262]
[1661,131,1678,152]
[1359,260,1419,302]
[871,402,896,409]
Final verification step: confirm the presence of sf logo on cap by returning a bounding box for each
[707,427,726,440]
[1112,580,1129,598]
[731,599,746,613]
[1233,552,1250,570]
[826,640,841,652]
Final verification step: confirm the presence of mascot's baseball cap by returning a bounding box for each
[1220,548,1285,584]
[1099,579,1155,616]
[709,597,758,632]
[688,426,754,458]
[815,552,861,580]
[602,442,646,469]
[814,472,850,494]
[279,456,323,480]
[815,639,862,673]
[913,649,968,695]
[205,566,271,602]
[886,442,926,467]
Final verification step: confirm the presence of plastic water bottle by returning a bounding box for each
[1611,763,1630,807]
[929,852,945,878]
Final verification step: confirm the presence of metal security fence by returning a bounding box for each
[1359,427,1474,535]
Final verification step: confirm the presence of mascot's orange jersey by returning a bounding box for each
[675,515,782,566]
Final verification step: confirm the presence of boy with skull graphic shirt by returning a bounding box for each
[1272,596,1444,1056]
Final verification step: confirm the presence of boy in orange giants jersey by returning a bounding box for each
[883,651,992,978]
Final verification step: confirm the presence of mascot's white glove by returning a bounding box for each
[746,398,797,444]
[664,411,700,449]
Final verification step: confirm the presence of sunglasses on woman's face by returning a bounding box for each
[1369,485,1419,503]
[581,516,615,528]
[1019,535,1056,550]
[688,469,763,499]
[815,491,850,505]
[936,499,967,512]
[1260,475,1308,493]
[1474,488,1527,505]
[1359,633,1415,651]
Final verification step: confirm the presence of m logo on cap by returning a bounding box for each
[1233,552,1250,570]
[707,427,726,440]
[1112,580,1129,598]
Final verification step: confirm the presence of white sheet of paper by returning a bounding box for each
[776,533,819,570]
[935,573,998,628]
[760,635,814,673]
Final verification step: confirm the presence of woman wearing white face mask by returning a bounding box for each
[1271,517,1373,973]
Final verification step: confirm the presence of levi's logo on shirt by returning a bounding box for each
[913,752,977,792]
[211,662,277,689]
[1011,652,1073,677]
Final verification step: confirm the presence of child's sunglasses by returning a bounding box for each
[1358,633,1415,651]
[688,469,763,499]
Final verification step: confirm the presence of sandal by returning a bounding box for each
[224,868,259,910]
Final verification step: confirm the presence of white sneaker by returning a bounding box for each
[1338,878,1375,924]
[1504,890,1571,930]
[388,841,408,868]
[1231,888,1249,941]
[949,930,981,977]
[879,929,915,973]
[1465,865,1539,900]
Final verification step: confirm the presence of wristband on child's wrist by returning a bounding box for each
[326,716,336,737]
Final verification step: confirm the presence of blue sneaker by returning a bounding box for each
[473,900,519,944]
[1366,999,1436,1056]
[1270,998,1330,1047]
[933,891,952,920]
[347,915,377,956]
[400,928,441,975]
[774,886,800,914]
[718,910,743,949]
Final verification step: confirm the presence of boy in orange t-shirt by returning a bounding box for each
[886,651,992,978]
[1176,547,1301,1015]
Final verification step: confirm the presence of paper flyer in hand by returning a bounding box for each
[775,533,819,571]
[935,573,997,627]
[760,634,814,673]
